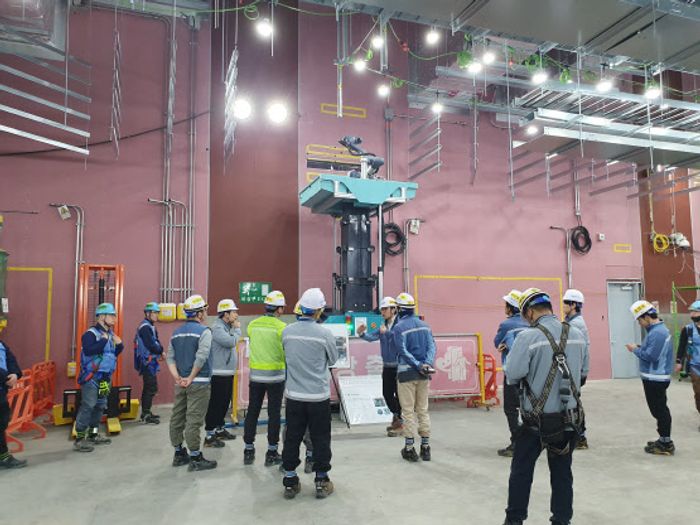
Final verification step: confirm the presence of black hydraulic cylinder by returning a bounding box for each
[338,213,374,311]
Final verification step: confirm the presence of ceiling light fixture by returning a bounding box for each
[371,35,384,49]
[531,70,548,85]
[425,28,440,46]
[256,18,273,38]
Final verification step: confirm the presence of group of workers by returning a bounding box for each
[1,280,696,520]
[60,286,436,500]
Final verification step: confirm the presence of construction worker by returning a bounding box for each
[503,288,587,525]
[134,302,163,424]
[167,294,217,471]
[675,300,700,429]
[281,288,339,500]
[627,300,675,455]
[562,289,590,449]
[74,302,123,452]
[494,289,528,457]
[203,299,241,447]
[392,292,436,462]
[357,296,402,437]
[243,290,287,467]
[0,339,26,469]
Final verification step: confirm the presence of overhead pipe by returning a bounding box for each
[49,203,84,362]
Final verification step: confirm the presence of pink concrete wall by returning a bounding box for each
[297,14,643,379]
[0,10,211,403]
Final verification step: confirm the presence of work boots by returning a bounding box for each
[141,412,160,425]
[420,445,431,461]
[215,428,237,441]
[87,431,112,445]
[576,437,589,450]
[172,447,190,467]
[644,440,675,456]
[386,415,403,437]
[401,447,420,462]
[498,443,515,457]
[265,450,283,467]
[314,477,334,499]
[243,447,255,465]
[204,435,225,448]
[188,453,218,471]
[283,476,301,500]
[73,437,95,453]
[0,454,27,469]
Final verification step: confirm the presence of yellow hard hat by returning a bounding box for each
[503,289,522,309]
[519,288,551,311]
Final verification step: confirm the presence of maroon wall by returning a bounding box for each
[639,170,696,309]
[208,4,300,314]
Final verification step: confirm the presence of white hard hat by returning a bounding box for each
[217,299,238,314]
[630,300,655,320]
[264,290,286,307]
[563,289,585,304]
[299,288,326,310]
[503,289,522,309]
[184,294,208,313]
[379,296,397,309]
[396,292,416,308]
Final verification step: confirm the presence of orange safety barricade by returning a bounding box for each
[6,376,47,453]
[31,361,56,419]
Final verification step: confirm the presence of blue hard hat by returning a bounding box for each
[690,300,700,312]
[95,303,116,316]
[144,302,161,313]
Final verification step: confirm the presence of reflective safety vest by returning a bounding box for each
[79,327,117,385]
[247,315,286,383]
[134,320,160,375]
[0,341,7,373]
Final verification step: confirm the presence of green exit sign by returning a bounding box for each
[239,282,272,304]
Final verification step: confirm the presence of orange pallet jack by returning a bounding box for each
[53,264,139,435]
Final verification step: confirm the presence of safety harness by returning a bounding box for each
[522,322,585,455]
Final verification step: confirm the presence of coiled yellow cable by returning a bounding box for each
[652,233,670,253]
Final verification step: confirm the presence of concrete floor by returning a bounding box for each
[5,379,700,525]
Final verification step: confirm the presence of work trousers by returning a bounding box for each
[382,366,401,416]
[503,377,521,441]
[169,383,211,452]
[282,398,331,474]
[506,427,578,524]
[243,380,284,446]
[205,375,234,431]
[690,371,700,415]
[398,378,430,440]
[75,380,109,433]
[0,396,9,455]
[642,379,672,438]
[141,369,158,413]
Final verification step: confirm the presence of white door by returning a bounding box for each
[607,281,642,378]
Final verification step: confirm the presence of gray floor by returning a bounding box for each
[5,379,700,524]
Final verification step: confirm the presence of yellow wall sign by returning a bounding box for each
[320,103,367,119]
[613,243,632,253]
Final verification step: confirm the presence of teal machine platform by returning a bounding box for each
[299,136,418,336]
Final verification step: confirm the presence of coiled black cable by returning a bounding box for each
[570,226,592,255]
[383,222,406,256]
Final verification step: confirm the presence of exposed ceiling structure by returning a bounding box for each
[307,0,700,199]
